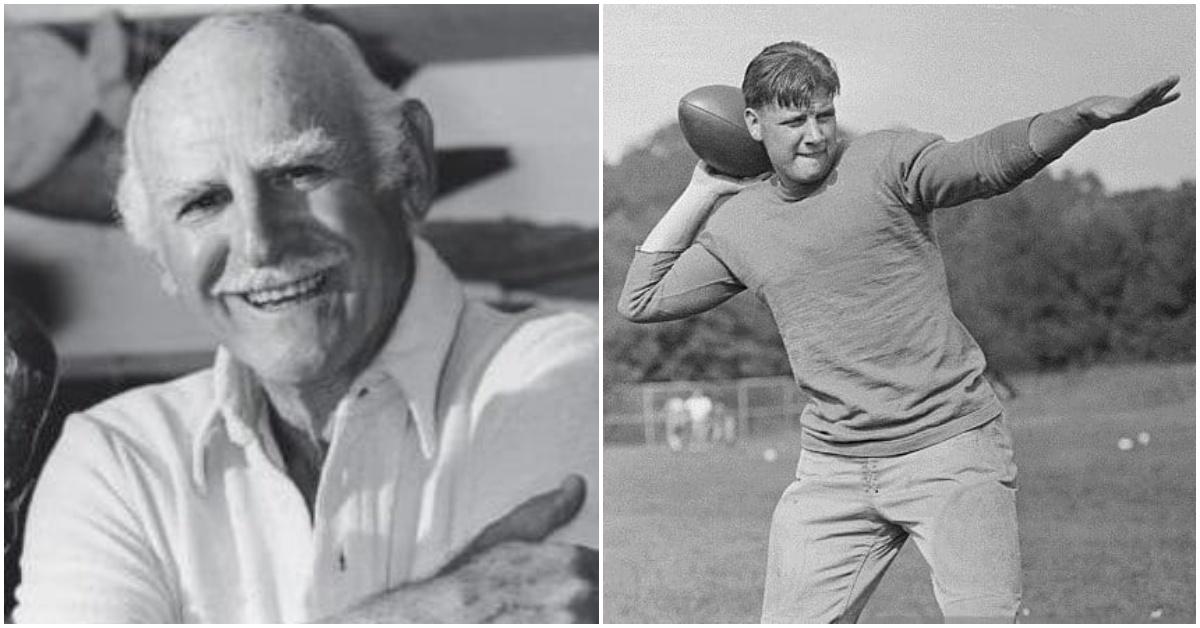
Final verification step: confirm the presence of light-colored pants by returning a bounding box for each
[761,417,1021,623]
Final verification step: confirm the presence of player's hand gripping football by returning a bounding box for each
[1075,75,1181,130]
[687,160,770,200]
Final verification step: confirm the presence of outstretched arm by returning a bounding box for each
[896,76,1182,211]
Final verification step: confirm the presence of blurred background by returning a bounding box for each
[603,5,1195,624]
[4,5,598,612]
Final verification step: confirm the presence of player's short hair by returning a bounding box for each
[742,41,840,110]
[115,13,427,250]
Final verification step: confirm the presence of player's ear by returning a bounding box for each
[744,108,763,142]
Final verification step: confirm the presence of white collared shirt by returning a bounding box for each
[15,240,598,623]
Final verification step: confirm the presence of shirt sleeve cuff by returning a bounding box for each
[1028,107,1092,162]
[634,246,687,256]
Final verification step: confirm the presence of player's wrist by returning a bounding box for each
[678,182,726,212]
[1029,105,1093,161]
[1071,97,1110,130]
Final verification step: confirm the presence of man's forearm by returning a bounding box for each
[323,578,469,624]
[321,541,595,624]
[640,185,724,252]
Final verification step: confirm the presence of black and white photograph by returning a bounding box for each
[6,2,1199,625]
[603,4,1195,623]
[5,4,598,622]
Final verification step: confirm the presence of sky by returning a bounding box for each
[604,4,1196,192]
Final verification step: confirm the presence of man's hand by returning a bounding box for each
[330,475,596,623]
[687,160,770,201]
[1076,75,1181,130]
[434,475,597,622]
[426,541,597,623]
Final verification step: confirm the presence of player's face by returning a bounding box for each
[135,60,412,389]
[746,94,838,189]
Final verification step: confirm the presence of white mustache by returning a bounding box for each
[211,251,347,296]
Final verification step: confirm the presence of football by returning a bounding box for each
[677,85,771,178]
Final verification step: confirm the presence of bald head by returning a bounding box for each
[117,12,433,249]
[141,13,357,109]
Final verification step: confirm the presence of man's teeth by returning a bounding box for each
[242,274,325,308]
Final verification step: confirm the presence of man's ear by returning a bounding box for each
[744,108,763,142]
[400,98,436,222]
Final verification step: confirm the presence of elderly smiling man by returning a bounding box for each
[14,13,598,623]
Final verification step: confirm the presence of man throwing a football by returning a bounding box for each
[619,41,1178,622]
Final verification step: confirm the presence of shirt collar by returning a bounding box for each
[191,238,466,490]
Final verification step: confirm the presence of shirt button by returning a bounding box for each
[358,388,369,398]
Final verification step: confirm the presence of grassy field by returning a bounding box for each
[603,362,1196,623]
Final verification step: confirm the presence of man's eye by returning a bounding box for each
[276,165,329,189]
[179,189,231,218]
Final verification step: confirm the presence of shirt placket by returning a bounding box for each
[228,416,315,620]
[307,376,412,618]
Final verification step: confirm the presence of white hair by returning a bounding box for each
[115,14,428,250]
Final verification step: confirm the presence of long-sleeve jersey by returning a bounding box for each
[620,115,1072,456]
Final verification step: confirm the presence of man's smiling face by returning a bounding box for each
[130,22,412,388]
[745,93,838,189]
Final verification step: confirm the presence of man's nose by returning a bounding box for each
[233,184,288,267]
[803,118,825,145]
